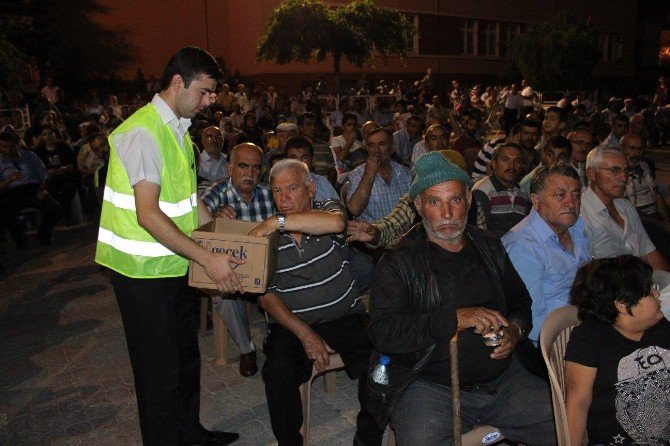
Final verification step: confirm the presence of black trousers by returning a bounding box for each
[262,313,383,446]
[0,183,62,245]
[111,272,203,446]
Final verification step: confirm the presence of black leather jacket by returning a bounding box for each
[369,223,532,362]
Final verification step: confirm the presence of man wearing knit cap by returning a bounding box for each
[366,152,556,445]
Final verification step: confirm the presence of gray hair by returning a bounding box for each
[269,158,313,185]
[585,145,626,171]
[530,162,581,195]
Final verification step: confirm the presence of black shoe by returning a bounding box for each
[199,429,239,445]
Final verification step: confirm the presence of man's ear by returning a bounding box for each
[307,179,317,199]
[171,74,184,91]
[413,196,423,218]
[530,192,540,210]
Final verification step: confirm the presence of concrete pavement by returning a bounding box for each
[0,224,368,445]
[1,146,668,445]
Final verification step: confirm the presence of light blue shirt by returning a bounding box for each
[502,208,590,345]
[346,161,412,222]
[311,172,339,202]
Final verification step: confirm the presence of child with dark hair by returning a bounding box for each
[565,255,670,446]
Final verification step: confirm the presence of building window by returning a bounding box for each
[408,15,418,53]
[478,20,498,57]
[500,22,521,57]
[599,33,624,64]
[462,19,477,56]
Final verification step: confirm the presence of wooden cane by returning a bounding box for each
[450,333,462,446]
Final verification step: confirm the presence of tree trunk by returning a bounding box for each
[333,52,341,97]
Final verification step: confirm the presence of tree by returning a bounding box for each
[510,11,600,92]
[0,13,31,91]
[1,0,137,92]
[257,0,415,94]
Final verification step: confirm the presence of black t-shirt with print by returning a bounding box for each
[565,318,670,445]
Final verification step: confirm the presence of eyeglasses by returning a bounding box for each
[599,166,634,176]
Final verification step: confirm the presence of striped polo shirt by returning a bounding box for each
[267,200,364,325]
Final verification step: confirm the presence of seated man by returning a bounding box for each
[347,128,412,222]
[249,159,382,446]
[450,113,482,157]
[284,135,338,202]
[622,133,670,258]
[519,135,571,194]
[580,145,670,272]
[367,152,555,445]
[567,128,594,189]
[598,112,629,149]
[77,132,109,210]
[298,112,332,178]
[200,142,274,377]
[410,123,451,166]
[472,119,541,181]
[392,115,423,166]
[35,125,78,221]
[470,143,530,237]
[331,112,365,181]
[347,152,468,249]
[197,125,229,184]
[0,129,62,247]
[503,163,591,346]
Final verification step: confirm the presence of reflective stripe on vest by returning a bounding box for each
[95,103,198,278]
[98,227,175,257]
[103,186,197,218]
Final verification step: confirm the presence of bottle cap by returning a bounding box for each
[379,355,390,366]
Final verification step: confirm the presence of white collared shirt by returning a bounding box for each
[580,187,655,259]
[113,94,192,187]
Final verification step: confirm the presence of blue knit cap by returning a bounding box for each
[409,151,472,200]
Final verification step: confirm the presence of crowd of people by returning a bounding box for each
[2,45,670,446]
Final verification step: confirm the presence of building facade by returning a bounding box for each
[98,0,667,94]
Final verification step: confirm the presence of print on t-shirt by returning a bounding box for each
[614,346,670,445]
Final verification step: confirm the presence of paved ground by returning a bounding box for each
[0,223,375,446]
[1,147,668,445]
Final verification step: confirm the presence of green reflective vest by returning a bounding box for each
[95,103,198,278]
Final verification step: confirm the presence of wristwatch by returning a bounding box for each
[277,214,286,233]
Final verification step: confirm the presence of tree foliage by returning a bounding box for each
[0,12,32,91]
[257,0,415,93]
[0,0,137,92]
[510,11,600,92]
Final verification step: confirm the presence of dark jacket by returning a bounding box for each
[364,223,533,426]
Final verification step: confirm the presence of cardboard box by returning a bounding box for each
[189,219,278,293]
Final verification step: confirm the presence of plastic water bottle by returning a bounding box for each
[371,355,390,385]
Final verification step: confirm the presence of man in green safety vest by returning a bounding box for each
[95,47,243,446]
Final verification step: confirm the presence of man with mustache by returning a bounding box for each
[580,146,670,272]
[471,119,541,181]
[347,128,412,222]
[567,128,594,189]
[367,152,555,445]
[200,142,274,377]
[249,159,383,446]
[622,133,670,260]
[469,143,530,237]
[503,162,590,347]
